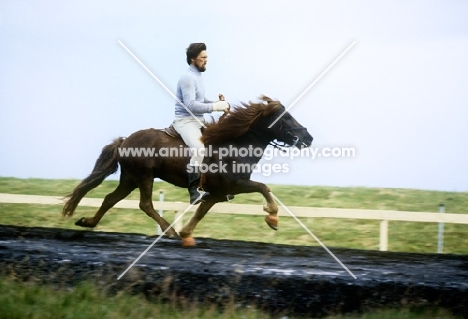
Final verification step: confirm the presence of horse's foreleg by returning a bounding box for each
[232,179,279,230]
[179,199,217,246]
[75,177,136,228]
[260,188,279,230]
[262,191,279,230]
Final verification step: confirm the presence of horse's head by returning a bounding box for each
[202,96,313,148]
[255,97,313,149]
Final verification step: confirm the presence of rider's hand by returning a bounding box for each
[213,101,230,112]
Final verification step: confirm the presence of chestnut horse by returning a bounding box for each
[62,96,313,246]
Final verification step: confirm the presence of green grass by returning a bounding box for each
[1,177,468,254]
[0,277,271,319]
[0,277,461,319]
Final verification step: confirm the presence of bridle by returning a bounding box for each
[283,126,309,147]
[249,121,308,152]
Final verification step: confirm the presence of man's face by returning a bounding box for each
[191,50,207,72]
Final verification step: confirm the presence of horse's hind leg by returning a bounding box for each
[137,176,178,238]
[75,175,136,228]
[179,199,217,246]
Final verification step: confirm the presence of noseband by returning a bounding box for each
[284,127,308,148]
[249,122,308,152]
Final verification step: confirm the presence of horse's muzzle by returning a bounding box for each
[299,133,313,148]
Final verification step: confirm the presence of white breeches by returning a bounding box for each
[172,117,205,167]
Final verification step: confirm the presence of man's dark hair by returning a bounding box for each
[186,43,207,65]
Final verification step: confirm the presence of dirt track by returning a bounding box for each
[1,224,467,317]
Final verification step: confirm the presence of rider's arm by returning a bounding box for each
[178,76,213,114]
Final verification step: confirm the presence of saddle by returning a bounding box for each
[161,124,182,139]
[162,124,206,139]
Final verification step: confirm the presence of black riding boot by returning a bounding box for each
[188,171,210,204]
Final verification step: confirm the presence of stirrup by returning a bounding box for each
[190,187,210,205]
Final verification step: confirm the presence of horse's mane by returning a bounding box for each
[202,95,282,145]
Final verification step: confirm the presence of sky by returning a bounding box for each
[1,1,467,192]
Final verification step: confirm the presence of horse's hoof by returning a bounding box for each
[75,217,87,227]
[265,215,278,231]
[75,217,95,228]
[166,228,179,239]
[181,236,196,247]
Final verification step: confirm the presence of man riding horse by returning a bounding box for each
[172,43,230,204]
[63,43,313,246]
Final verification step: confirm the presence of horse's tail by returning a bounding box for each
[62,137,125,217]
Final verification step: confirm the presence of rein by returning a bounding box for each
[247,128,286,152]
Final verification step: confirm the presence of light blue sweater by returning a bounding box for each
[175,65,214,118]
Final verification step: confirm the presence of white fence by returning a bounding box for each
[1,193,468,252]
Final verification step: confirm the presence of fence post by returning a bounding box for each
[379,220,388,251]
[174,210,183,232]
[156,191,164,235]
[437,204,445,254]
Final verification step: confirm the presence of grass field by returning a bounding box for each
[1,177,467,254]
[0,277,461,319]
